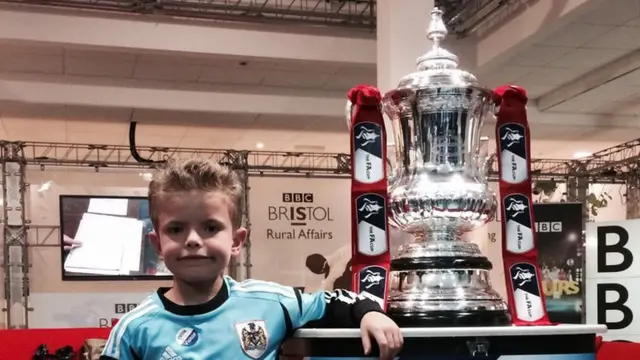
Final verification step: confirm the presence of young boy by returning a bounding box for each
[100,159,403,360]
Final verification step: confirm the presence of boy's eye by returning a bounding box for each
[167,225,184,234]
[204,225,220,233]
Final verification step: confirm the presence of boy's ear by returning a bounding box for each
[149,231,162,257]
[231,227,247,256]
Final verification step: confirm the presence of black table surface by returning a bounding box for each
[281,325,604,357]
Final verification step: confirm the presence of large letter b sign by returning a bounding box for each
[597,225,633,273]
[587,221,640,339]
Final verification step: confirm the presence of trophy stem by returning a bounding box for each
[403,228,464,242]
[426,229,461,243]
[396,230,481,259]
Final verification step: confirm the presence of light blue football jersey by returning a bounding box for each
[100,276,379,360]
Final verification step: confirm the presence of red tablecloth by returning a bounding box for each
[596,336,640,360]
[0,327,110,360]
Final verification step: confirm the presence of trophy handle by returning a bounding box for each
[478,137,493,180]
[483,153,496,181]
[479,136,490,159]
[345,100,355,129]
[387,155,397,185]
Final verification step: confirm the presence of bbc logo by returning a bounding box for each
[114,303,138,314]
[535,222,563,233]
[282,193,314,203]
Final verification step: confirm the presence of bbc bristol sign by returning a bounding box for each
[586,220,640,341]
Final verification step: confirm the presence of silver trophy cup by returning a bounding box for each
[381,8,510,327]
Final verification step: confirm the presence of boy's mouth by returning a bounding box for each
[178,255,212,261]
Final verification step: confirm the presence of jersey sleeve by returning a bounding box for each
[280,287,383,329]
[100,323,142,360]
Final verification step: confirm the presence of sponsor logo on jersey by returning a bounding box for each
[160,346,182,360]
[175,327,198,347]
[510,262,545,322]
[355,193,388,256]
[235,320,268,359]
[499,123,529,184]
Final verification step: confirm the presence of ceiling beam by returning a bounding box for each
[0,72,346,117]
[536,49,640,111]
[0,71,636,130]
[476,0,606,70]
[0,6,376,65]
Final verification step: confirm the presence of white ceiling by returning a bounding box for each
[481,0,640,114]
[0,102,347,152]
[0,42,375,94]
[1,0,640,157]
[0,41,374,152]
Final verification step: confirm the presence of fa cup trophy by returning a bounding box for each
[382,8,510,327]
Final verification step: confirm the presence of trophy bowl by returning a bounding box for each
[382,8,510,327]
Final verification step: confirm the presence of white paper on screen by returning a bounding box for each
[121,228,143,273]
[64,267,121,275]
[64,213,143,274]
[87,198,129,216]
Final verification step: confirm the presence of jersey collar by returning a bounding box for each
[157,278,230,316]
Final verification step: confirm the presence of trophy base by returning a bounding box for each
[387,308,512,327]
[387,255,511,327]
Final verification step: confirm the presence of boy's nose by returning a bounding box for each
[185,230,203,248]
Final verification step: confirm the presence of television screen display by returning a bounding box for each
[60,195,172,280]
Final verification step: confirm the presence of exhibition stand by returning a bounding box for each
[282,325,607,359]
[0,324,637,359]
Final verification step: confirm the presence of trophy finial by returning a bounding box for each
[427,8,448,49]
[416,7,459,71]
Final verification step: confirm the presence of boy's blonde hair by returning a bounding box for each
[148,158,244,228]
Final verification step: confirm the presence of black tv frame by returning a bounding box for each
[59,194,172,281]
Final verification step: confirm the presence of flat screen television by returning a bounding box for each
[60,195,172,281]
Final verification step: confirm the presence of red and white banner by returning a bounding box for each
[494,85,551,326]
[348,85,391,310]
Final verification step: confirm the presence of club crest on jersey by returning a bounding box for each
[355,193,388,256]
[175,327,198,346]
[235,320,268,359]
[352,122,384,184]
[498,123,529,184]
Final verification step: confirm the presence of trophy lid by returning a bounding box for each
[391,8,479,91]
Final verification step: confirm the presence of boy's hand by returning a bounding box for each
[360,311,403,360]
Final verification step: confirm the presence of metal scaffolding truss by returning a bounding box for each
[1,141,29,328]
[436,0,538,38]
[0,0,377,30]
[578,138,640,176]
[0,0,531,32]
[17,141,352,175]
[10,141,599,180]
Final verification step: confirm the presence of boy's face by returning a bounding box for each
[149,190,246,284]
